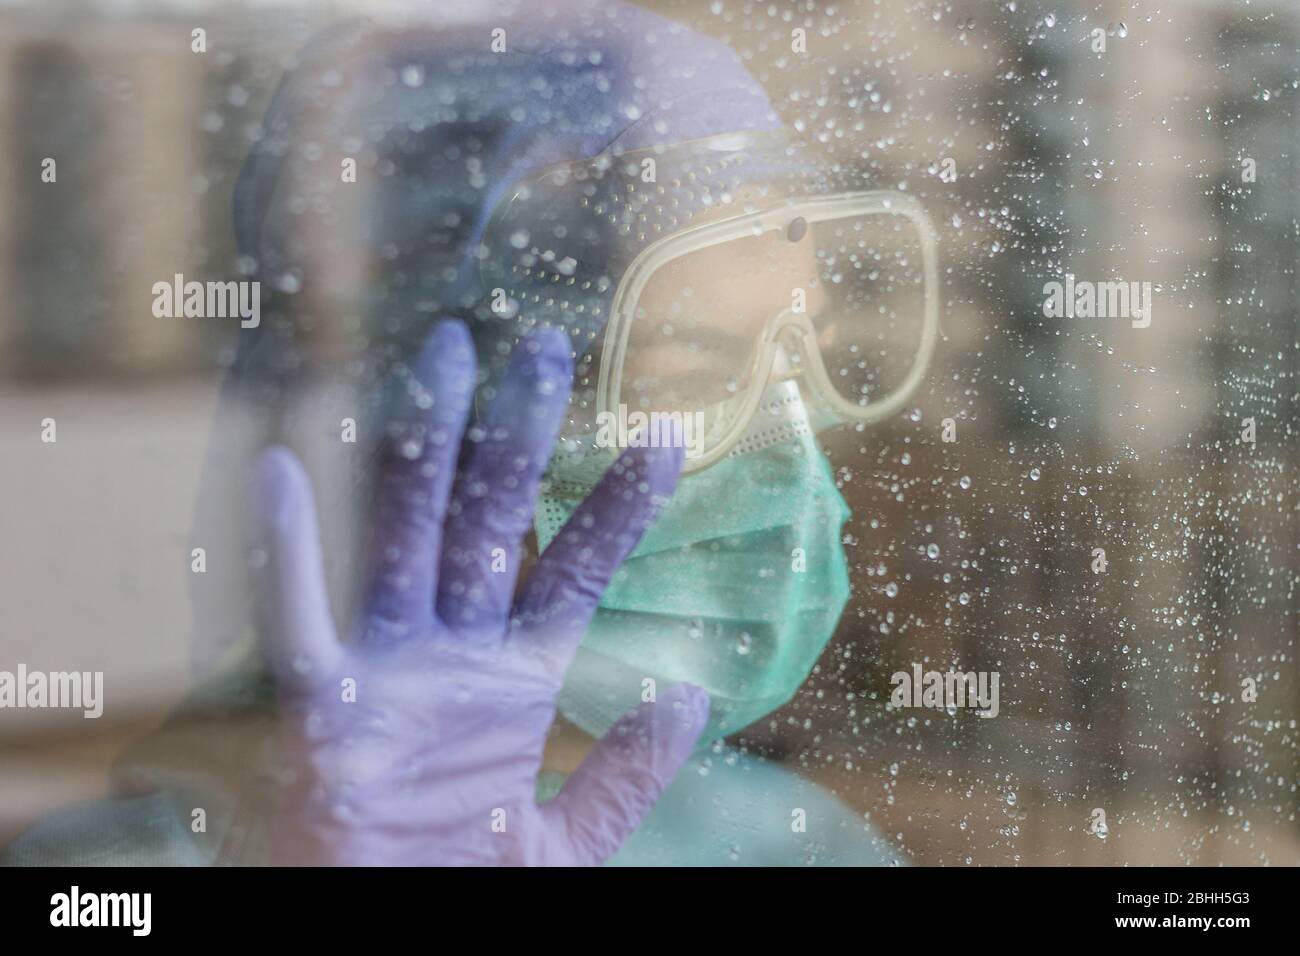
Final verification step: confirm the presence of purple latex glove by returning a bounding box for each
[253,320,708,866]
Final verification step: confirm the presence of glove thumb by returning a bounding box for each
[544,683,709,865]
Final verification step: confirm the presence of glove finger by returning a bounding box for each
[513,440,682,684]
[543,682,709,865]
[363,320,476,634]
[436,327,572,632]
[253,445,342,685]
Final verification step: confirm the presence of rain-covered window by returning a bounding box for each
[0,0,1294,873]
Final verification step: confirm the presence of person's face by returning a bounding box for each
[619,197,829,414]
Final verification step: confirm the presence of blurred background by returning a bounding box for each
[0,0,1295,864]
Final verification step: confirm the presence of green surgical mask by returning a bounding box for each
[536,380,851,744]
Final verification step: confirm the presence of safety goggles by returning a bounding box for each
[478,131,939,473]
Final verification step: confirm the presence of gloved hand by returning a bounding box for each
[253,319,708,865]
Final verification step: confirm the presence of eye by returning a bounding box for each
[785,216,808,243]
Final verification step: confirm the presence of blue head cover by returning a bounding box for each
[231,0,786,375]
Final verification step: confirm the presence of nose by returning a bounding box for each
[764,307,821,350]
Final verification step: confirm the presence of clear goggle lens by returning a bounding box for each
[602,192,938,470]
